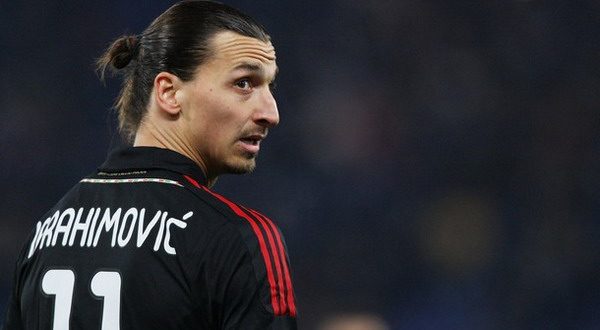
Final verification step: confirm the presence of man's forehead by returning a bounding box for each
[209,31,276,65]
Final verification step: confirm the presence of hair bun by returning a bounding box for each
[111,35,139,69]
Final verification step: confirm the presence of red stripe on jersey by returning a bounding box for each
[244,207,286,314]
[250,209,297,317]
[184,175,201,188]
[183,175,282,315]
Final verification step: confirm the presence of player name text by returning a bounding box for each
[27,207,193,258]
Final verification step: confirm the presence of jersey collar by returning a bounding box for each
[99,146,208,186]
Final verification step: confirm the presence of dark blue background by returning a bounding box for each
[2,1,599,328]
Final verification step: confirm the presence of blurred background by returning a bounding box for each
[1,0,599,329]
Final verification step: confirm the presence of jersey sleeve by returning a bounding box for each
[206,207,297,330]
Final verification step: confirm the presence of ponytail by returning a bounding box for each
[96,35,141,141]
[96,35,139,82]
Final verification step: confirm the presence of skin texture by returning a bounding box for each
[134,31,279,187]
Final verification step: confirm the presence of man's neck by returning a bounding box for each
[133,121,217,188]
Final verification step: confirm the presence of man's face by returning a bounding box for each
[177,31,279,178]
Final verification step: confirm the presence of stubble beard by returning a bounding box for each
[225,154,257,175]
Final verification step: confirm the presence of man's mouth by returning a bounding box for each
[240,137,261,145]
[238,134,265,154]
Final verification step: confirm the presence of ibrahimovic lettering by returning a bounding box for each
[27,207,193,258]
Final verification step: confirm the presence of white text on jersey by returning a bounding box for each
[27,207,193,258]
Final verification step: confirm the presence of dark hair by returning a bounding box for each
[97,0,270,142]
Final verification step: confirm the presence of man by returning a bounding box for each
[2,1,297,329]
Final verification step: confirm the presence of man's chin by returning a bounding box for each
[225,159,256,175]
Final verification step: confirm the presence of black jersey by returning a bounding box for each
[2,147,297,330]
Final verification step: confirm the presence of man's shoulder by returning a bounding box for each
[181,177,297,319]
[66,169,288,258]
[79,170,226,217]
[180,175,282,230]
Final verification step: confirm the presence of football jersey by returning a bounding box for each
[2,147,297,329]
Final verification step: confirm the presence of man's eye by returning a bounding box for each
[235,79,252,90]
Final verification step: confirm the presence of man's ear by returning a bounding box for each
[153,72,183,116]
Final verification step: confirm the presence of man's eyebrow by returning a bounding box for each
[233,62,262,72]
[232,62,279,79]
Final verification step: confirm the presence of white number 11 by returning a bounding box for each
[42,269,122,330]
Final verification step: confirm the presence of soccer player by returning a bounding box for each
[2,1,297,329]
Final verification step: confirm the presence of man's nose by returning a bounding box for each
[253,88,279,128]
